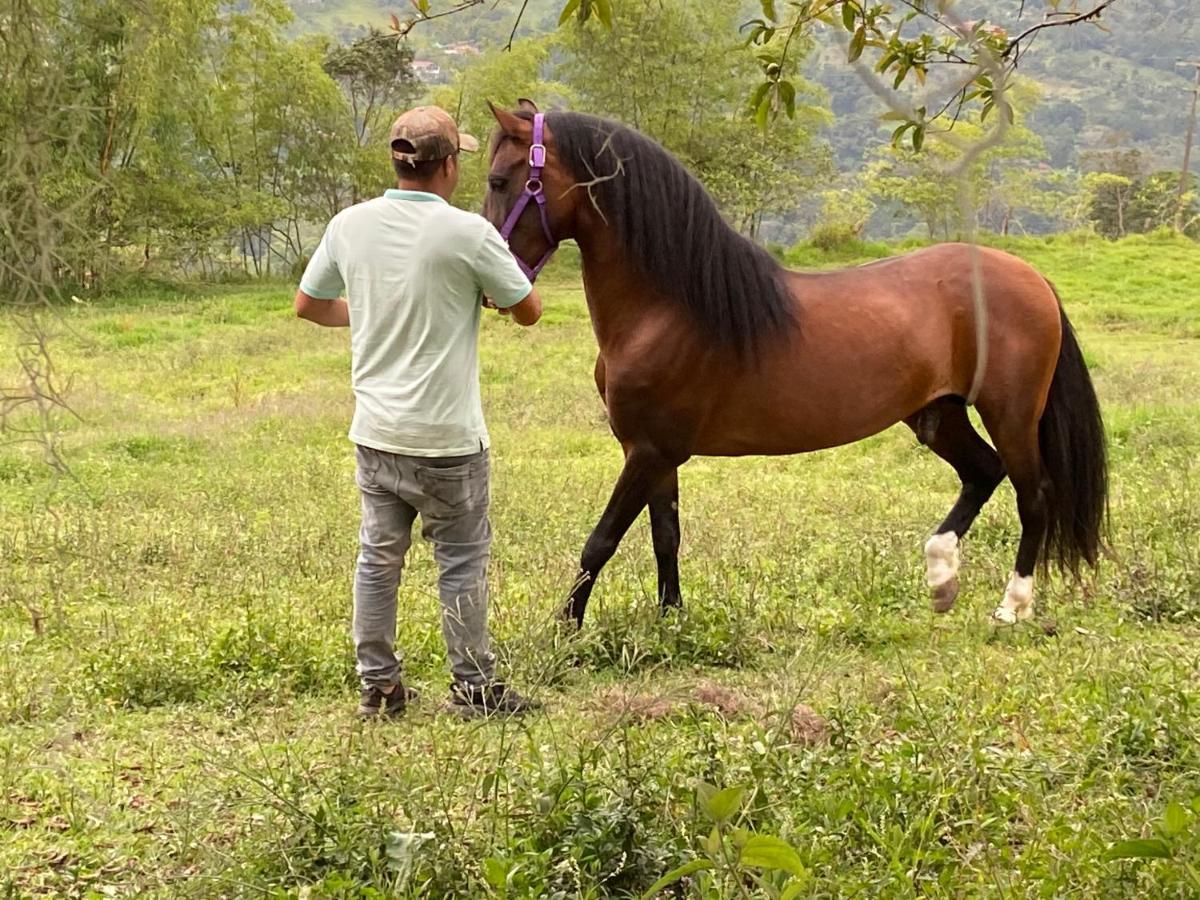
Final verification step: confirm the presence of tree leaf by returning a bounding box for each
[912,124,925,152]
[702,785,747,824]
[762,0,778,23]
[842,1,857,31]
[1164,802,1189,836]
[1101,838,1172,861]
[640,859,713,899]
[739,835,807,877]
[755,94,771,132]
[778,80,796,117]
[593,0,613,29]
[558,0,582,26]
[749,81,771,112]
[847,27,866,63]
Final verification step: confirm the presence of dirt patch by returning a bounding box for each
[692,679,763,718]
[588,687,685,723]
[788,704,829,746]
[589,680,829,748]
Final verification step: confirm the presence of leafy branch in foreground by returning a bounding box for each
[744,1,1120,145]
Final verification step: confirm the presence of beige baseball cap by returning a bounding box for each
[388,106,479,163]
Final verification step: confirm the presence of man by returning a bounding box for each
[295,106,542,719]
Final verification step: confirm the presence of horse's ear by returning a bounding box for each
[487,100,530,137]
[516,98,539,113]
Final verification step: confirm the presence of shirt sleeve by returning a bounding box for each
[472,222,533,309]
[298,228,344,300]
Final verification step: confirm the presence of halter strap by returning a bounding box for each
[497,113,559,281]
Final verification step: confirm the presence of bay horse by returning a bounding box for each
[483,101,1107,628]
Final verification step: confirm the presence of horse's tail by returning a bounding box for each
[1038,291,1108,574]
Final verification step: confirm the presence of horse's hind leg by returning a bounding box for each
[906,398,1006,613]
[986,420,1050,624]
[648,469,682,612]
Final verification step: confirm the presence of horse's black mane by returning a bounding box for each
[526,110,794,353]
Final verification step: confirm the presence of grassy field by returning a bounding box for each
[2,233,1199,897]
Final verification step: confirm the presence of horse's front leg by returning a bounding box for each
[564,446,674,627]
[648,469,682,612]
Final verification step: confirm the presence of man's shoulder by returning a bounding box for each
[334,196,392,225]
[430,204,491,239]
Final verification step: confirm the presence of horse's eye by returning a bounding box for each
[487,175,508,191]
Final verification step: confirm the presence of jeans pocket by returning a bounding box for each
[355,446,384,491]
[416,458,488,517]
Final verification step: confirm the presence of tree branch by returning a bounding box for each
[1003,0,1119,61]
[505,0,532,51]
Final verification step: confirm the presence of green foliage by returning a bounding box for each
[1085,158,1199,239]
[643,783,809,898]
[554,0,834,235]
[744,0,1051,147]
[862,95,1049,239]
[0,0,405,292]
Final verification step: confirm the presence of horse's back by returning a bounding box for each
[687,243,1062,455]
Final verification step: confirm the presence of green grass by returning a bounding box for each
[2,235,1199,897]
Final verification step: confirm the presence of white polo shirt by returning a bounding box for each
[300,189,532,457]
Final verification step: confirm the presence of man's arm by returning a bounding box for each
[296,226,347,325]
[494,286,542,326]
[474,223,543,327]
[295,289,349,327]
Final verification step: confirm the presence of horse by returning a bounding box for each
[482,100,1107,629]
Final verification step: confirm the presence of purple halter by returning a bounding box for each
[498,113,559,281]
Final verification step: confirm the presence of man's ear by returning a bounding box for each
[487,100,531,137]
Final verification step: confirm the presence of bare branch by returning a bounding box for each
[1004,1,1119,63]
[561,129,626,225]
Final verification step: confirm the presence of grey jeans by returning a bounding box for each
[353,444,496,688]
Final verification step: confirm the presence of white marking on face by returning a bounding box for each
[924,532,960,588]
[992,572,1035,624]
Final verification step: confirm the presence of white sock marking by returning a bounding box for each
[924,532,960,589]
[993,572,1035,624]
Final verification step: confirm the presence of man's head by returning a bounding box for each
[389,106,479,199]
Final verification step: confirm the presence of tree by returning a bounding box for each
[554,0,833,236]
[1085,169,1198,239]
[864,112,1047,239]
[324,27,420,147]
[323,27,422,204]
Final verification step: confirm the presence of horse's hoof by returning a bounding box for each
[990,604,1034,625]
[931,577,958,614]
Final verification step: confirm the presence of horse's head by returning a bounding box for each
[484,100,579,281]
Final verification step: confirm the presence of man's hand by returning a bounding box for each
[295,289,350,327]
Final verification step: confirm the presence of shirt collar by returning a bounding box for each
[384,188,448,204]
